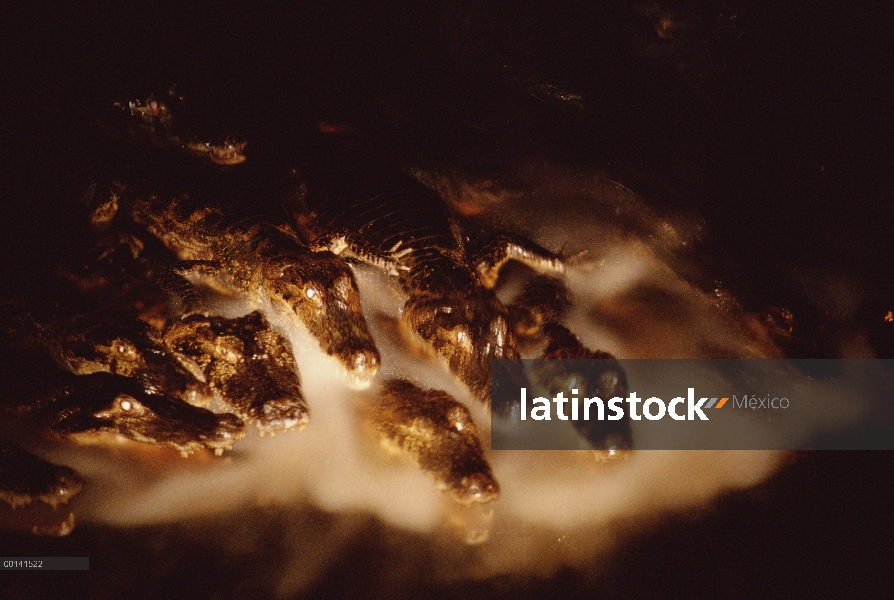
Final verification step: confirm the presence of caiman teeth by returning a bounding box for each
[340,348,381,389]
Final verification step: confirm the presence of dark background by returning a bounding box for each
[3,1,892,598]
[5,0,893,356]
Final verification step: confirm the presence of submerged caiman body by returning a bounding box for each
[0,442,82,536]
[0,442,83,510]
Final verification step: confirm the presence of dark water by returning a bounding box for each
[3,2,892,597]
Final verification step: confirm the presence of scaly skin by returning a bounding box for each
[49,372,245,455]
[288,152,562,402]
[23,308,213,407]
[0,350,244,456]
[163,311,309,434]
[116,183,381,383]
[369,379,499,504]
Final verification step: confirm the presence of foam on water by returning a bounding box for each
[32,166,801,588]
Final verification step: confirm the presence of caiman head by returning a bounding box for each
[47,372,244,455]
[261,250,380,386]
[164,311,310,434]
[373,380,499,504]
[403,288,519,403]
[533,322,633,456]
[56,316,214,407]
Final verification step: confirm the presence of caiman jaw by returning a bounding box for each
[50,373,246,455]
[0,443,85,510]
[341,347,381,389]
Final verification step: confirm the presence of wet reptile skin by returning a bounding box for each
[115,181,381,383]
[287,151,563,403]
[163,311,308,434]
[25,309,212,406]
[0,341,245,456]
[369,379,499,504]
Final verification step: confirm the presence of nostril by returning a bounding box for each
[351,349,381,372]
[459,472,500,502]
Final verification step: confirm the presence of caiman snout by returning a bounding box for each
[455,472,500,504]
[343,347,381,388]
[210,413,245,443]
[349,348,380,375]
[263,253,381,384]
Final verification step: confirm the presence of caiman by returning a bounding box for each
[366,379,499,505]
[9,298,307,438]
[0,442,83,536]
[105,178,381,386]
[0,347,244,456]
[0,442,82,510]
[285,148,567,403]
[0,348,242,536]
[108,92,248,166]
[12,304,213,407]
[56,201,310,434]
[507,276,632,453]
[163,311,308,434]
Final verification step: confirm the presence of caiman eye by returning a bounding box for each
[113,339,135,355]
[305,287,324,307]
